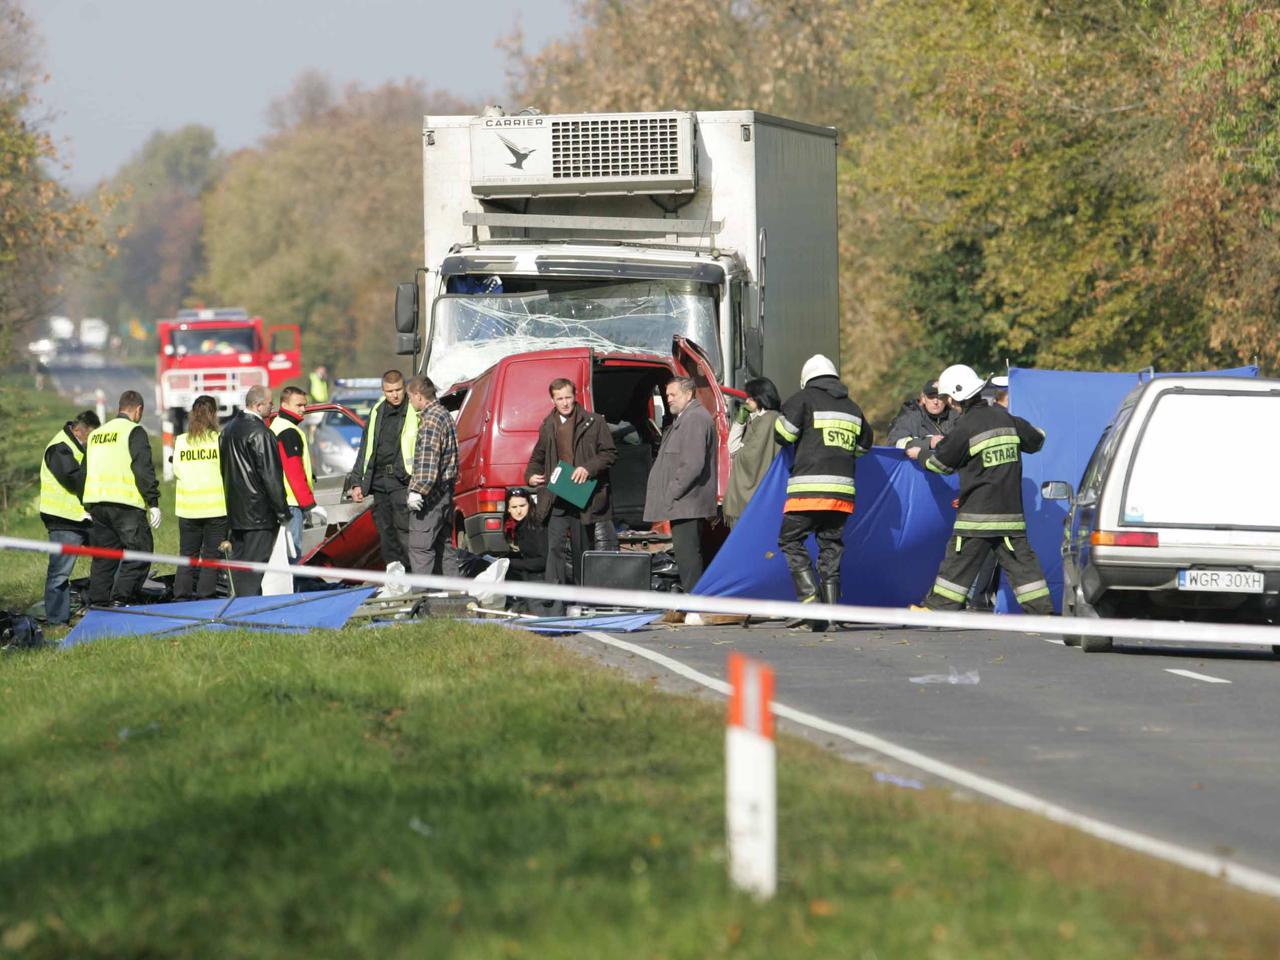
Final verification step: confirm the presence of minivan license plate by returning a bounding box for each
[1177,569,1264,593]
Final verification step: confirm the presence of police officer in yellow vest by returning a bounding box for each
[270,385,325,559]
[308,364,330,404]
[347,370,420,570]
[83,390,161,606]
[172,395,228,600]
[40,409,101,625]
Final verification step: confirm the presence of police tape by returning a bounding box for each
[2,533,1279,650]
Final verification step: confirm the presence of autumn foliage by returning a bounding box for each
[44,0,1280,418]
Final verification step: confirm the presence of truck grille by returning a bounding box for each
[551,116,679,180]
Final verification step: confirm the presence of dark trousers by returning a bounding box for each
[44,527,88,624]
[229,526,278,598]
[592,521,618,551]
[924,533,1053,614]
[370,477,409,568]
[670,518,705,593]
[778,510,848,585]
[544,504,585,615]
[88,504,153,605]
[408,493,458,577]
[174,515,229,600]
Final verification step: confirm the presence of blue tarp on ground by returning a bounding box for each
[694,447,959,606]
[61,587,377,648]
[1001,365,1258,613]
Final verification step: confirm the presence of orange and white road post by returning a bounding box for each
[726,652,776,899]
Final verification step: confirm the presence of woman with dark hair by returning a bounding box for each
[503,486,548,612]
[723,377,783,526]
[172,395,228,599]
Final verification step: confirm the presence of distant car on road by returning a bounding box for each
[1043,375,1280,653]
[311,380,382,478]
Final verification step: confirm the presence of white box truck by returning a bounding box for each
[393,108,840,392]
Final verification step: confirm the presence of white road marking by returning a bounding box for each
[584,630,1280,900]
[1165,668,1232,685]
[1040,637,1066,646]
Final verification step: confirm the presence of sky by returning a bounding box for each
[28,0,575,189]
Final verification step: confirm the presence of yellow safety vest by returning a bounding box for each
[173,431,227,519]
[83,416,146,509]
[39,429,90,523]
[361,399,420,476]
[308,372,329,403]
[269,415,313,507]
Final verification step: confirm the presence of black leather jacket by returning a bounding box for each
[219,411,290,530]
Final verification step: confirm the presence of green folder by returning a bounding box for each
[548,459,597,509]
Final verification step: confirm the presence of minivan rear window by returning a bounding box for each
[1122,391,1280,528]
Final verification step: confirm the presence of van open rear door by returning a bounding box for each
[672,335,730,498]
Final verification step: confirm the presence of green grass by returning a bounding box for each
[3,623,1279,958]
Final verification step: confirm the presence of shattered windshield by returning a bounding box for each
[171,327,258,356]
[427,279,720,388]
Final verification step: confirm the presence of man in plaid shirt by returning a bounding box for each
[405,375,459,576]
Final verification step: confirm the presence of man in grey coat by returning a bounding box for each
[644,376,717,593]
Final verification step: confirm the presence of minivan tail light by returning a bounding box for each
[1091,531,1159,547]
[478,488,506,514]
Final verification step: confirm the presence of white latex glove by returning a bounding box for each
[148,506,162,529]
[406,491,424,512]
[306,504,329,528]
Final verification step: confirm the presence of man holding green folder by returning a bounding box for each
[525,378,617,613]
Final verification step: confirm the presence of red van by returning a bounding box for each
[448,337,730,553]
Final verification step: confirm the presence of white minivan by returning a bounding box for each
[1042,376,1280,652]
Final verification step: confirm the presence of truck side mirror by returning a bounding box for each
[394,281,419,334]
[1041,480,1073,502]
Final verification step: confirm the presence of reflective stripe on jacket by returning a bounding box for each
[775,376,874,507]
[83,416,146,509]
[174,432,227,519]
[923,403,1046,536]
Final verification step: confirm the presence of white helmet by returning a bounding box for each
[937,364,987,401]
[800,354,839,388]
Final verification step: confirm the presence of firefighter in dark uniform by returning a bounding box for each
[907,364,1053,613]
[774,355,874,627]
[82,389,161,606]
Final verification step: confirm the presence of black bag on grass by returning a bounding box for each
[1,611,44,650]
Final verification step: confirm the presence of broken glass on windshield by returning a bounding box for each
[427,279,720,388]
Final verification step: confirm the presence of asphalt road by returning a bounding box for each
[44,356,159,431]
[567,620,1280,880]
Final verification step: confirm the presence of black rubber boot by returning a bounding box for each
[820,579,842,630]
[786,567,825,630]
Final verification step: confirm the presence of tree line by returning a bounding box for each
[7,0,1280,420]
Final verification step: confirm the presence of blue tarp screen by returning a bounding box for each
[694,447,959,606]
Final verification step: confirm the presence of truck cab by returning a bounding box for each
[156,307,301,479]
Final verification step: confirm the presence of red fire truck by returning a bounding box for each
[156,307,300,478]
